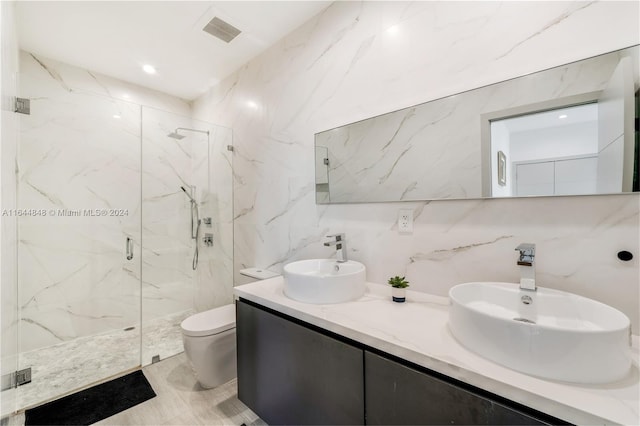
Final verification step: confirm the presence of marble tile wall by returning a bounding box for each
[16,51,235,374]
[192,1,640,330]
[141,108,198,319]
[18,53,144,355]
[140,108,234,364]
[140,107,198,365]
[194,124,235,313]
[16,52,196,351]
[1,0,20,418]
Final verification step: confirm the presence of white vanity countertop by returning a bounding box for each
[234,278,640,426]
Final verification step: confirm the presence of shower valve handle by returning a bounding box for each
[126,237,134,260]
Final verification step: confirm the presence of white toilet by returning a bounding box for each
[181,268,279,388]
[180,304,237,389]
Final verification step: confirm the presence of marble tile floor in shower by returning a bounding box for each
[16,310,194,410]
[7,353,264,426]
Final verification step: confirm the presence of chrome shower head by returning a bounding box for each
[180,186,197,203]
[167,130,186,140]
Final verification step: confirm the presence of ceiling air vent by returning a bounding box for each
[203,17,241,43]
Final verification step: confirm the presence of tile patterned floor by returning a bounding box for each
[6,352,264,426]
[17,310,193,410]
[96,353,264,426]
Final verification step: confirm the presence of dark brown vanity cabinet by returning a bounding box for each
[364,351,556,425]
[236,299,566,426]
[236,299,365,425]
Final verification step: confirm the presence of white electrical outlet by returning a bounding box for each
[398,209,413,233]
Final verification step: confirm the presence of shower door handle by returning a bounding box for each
[126,237,134,260]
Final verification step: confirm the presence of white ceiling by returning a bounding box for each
[498,103,598,134]
[16,1,330,101]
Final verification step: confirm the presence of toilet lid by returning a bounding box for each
[180,304,236,337]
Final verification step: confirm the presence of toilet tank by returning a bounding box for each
[237,267,280,285]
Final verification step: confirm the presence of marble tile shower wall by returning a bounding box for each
[193,1,640,330]
[16,51,201,354]
[140,107,235,346]
[194,125,235,313]
[140,107,198,353]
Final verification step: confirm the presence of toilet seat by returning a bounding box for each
[180,304,236,337]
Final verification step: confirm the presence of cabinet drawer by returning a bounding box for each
[237,299,365,425]
[365,351,558,425]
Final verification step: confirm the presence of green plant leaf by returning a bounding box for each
[387,275,410,288]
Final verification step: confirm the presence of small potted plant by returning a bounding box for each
[388,276,410,303]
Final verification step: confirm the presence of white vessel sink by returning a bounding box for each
[283,259,366,304]
[448,282,631,384]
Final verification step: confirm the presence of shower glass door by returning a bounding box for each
[16,57,142,409]
[140,108,234,366]
[12,55,234,412]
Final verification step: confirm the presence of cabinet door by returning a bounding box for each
[365,351,555,425]
[236,300,364,425]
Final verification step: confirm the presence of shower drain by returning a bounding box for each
[513,317,536,324]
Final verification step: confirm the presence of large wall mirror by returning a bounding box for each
[315,45,639,204]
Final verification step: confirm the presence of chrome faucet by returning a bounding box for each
[515,243,536,291]
[324,233,348,263]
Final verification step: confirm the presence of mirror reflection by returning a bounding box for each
[491,103,600,197]
[315,45,639,204]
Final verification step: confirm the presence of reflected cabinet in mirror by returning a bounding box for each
[315,46,639,203]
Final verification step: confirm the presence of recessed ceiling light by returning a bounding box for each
[113,114,121,119]
[558,114,568,119]
[142,64,156,75]
[386,25,399,35]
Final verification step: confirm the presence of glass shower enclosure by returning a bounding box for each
[1,53,233,413]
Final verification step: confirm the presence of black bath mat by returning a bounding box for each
[25,370,156,425]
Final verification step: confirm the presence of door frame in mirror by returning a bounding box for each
[480,91,602,197]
